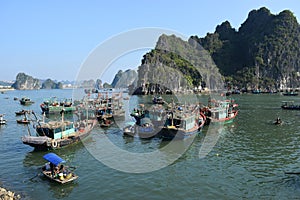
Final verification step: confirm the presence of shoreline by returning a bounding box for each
[0,88,15,92]
[0,187,21,200]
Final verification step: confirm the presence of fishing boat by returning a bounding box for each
[22,111,97,150]
[16,118,30,124]
[205,99,238,124]
[42,153,78,184]
[96,107,113,121]
[0,114,6,125]
[15,110,30,116]
[136,117,157,139]
[123,118,157,139]
[40,97,76,114]
[100,118,114,127]
[252,89,261,94]
[123,122,136,137]
[281,101,300,110]
[273,117,283,125]
[20,97,34,105]
[130,105,146,126]
[158,105,206,140]
[283,91,298,96]
[152,96,165,104]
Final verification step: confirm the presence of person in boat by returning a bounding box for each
[59,165,67,176]
[103,117,110,125]
[49,162,55,177]
[275,117,282,125]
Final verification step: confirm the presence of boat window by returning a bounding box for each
[54,128,62,133]
[66,124,73,130]
[36,127,54,138]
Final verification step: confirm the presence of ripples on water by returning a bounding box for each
[1,90,300,199]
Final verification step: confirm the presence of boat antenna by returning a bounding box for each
[24,112,31,136]
[31,111,46,136]
[32,111,42,127]
[60,109,65,123]
[42,111,45,123]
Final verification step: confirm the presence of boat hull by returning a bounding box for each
[281,106,300,110]
[123,124,158,139]
[207,111,238,124]
[158,126,200,140]
[22,120,97,150]
[42,170,78,184]
[41,105,76,114]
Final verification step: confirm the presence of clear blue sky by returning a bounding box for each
[0,0,299,83]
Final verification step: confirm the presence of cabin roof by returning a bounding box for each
[38,121,73,129]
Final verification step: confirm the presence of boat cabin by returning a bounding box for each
[281,101,295,107]
[165,113,196,131]
[210,107,228,120]
[36,121,75,139]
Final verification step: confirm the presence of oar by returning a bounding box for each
[68,166,77,170]
[28,173,40,182]
[285,172,300,175]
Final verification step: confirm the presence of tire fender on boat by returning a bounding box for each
[51,140,58,148]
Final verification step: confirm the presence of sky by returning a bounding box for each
[0,0,299,83]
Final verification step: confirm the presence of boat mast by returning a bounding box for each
[24,112,31,136]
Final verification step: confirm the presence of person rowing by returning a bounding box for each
[274,117,282,125]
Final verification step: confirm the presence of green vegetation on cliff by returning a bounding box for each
[191,7,300,89]
[135,34,223,94]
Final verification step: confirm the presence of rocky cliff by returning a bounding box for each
[191,7,300,89]
[131,34,223,94]
[12,73,40,90]
[41,79,63,89]
[111,69,137,88]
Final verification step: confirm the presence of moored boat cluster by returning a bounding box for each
[124,96,239,140]
[0,91,240,188]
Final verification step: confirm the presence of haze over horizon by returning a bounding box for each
[1,1,299,83]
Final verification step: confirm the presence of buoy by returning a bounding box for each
[51,140,58,148]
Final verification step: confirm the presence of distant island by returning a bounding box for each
[0,69,138,91]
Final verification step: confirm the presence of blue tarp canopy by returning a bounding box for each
[43,153,66,166]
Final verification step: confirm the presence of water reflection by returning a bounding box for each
[46,181,78,199]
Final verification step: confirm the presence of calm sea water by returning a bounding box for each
[0,89,300,199]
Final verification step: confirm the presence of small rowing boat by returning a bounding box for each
[42,153,78,184]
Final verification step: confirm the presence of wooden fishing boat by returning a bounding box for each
[16,118,30,124]
[42,153,78,184]
[100,118,114,127]
[123,122,136,137]
[281,101,300,110]
[283,91,298,96]
[136,117,157,139]
[0,114,6,125]
[40,97,76,114]
[152,96,165,104]
[122,118,157,139]
[15,110,30,116]
[96,107,113,121]
[22,111,97,150]
[273,117,283,125]
[205,99,238,124]
[158,104,206,140]
[20,97,34,105]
